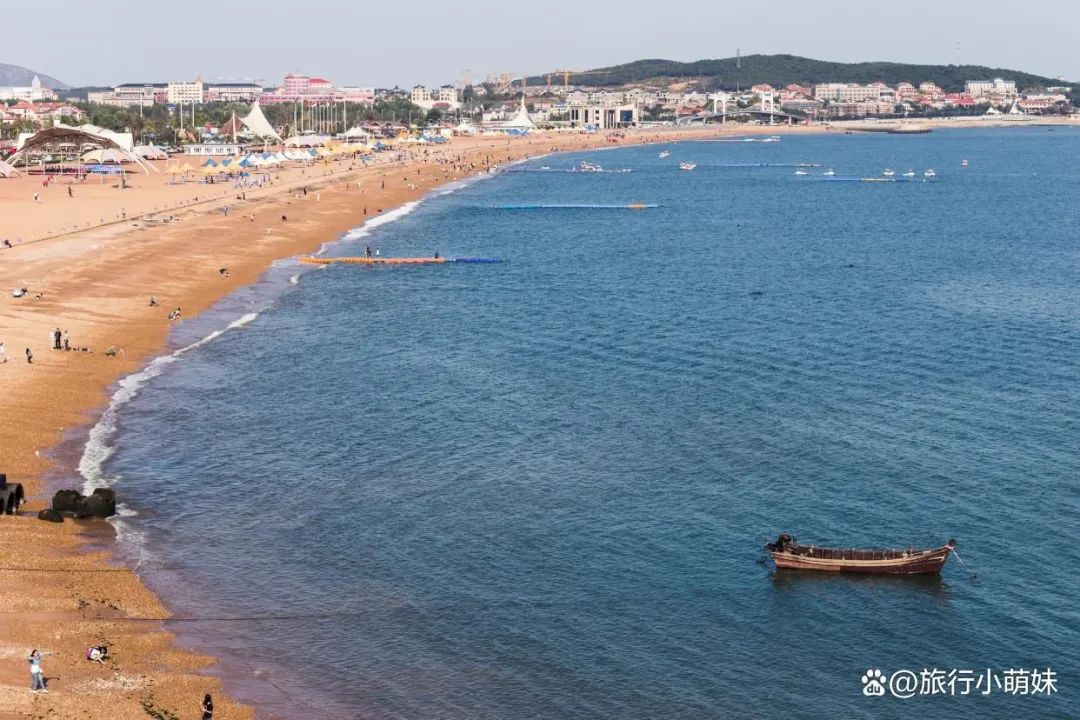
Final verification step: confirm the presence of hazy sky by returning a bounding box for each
[6,0,1078,88]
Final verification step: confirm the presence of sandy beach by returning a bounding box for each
[8,113,1074,717]
[0,123,788,719]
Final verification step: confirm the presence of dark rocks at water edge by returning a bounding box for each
[37,508,64,523]
[47,488,117,520]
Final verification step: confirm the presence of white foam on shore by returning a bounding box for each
[78,312,261,497]
[342,200,421,240]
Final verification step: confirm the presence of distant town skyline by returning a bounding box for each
[3,0,1078,88]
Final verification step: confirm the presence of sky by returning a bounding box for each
[5,0,1078,88]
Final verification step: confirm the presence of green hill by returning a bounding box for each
[526,55,1071,93]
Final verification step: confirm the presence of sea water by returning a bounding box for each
[90,128,1080,719]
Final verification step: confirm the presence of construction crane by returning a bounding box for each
[553,69,614,88]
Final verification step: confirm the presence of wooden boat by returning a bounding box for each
[765,533,955,575]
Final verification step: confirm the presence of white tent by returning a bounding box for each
[454,119,479,135]
[284,134,330,147]
[82,148,133,164]
[133,144,169,160]
[502,95,537,130]
[343,126,371,139]
[75,124,135,151]
[0,160,20,177]
[239,101,282,142]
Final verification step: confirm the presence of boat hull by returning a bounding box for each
[769,546,951,575]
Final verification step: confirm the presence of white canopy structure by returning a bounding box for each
[0,160,20,177]
[284,134,330,147]
[9,126,153,172]
[82,148,133,164]
[75,124,134,151]
[133,144,169,160]
[239,101,282,141]
[492,95,537,132]
[454,119,479,135]
[343,126,371,139]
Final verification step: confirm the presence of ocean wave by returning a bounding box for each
[78,312,261,495]
[342,201,421,242]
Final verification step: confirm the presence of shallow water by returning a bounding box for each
[93,128,1079,718]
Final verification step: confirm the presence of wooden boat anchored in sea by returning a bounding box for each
[765,534,955,575]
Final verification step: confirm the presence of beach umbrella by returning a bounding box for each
[162,165,183,175]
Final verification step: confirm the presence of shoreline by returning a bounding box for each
[3,118,1073,718]
[0,124,763,719]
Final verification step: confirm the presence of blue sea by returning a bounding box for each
[83,128,1080,719]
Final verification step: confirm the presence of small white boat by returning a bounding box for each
[658,151,670,158]
[961,159,969,167]
[795,169,808,176]
[679,162,697,171]
[823,169,836,177]
[902,170,915,178]
[882,168,895,177]
[924,169,937,178]
[575,161,603,173]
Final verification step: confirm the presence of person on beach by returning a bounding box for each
[25,348,33,364]
[0,341,7,363]
[68,187,73,198]
[149,296,159,307]
[201,693,214,719]
[53,328,62,350]
[86,646,107,664]
[63,331,70,351]
[29,649,49,692]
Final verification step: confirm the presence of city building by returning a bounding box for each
[965,78,1017,98]
[410,85,461,111]
[568,103,639,129]
[0,76,57,102]
[205,83,263,103]
[182,141,252,157]
[813,83,895,103]
[167,78,205,104]
[3,101,85,123]
[260,74,374,104]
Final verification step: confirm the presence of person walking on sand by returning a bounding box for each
[201,693,214,719]
[26,348,33,364]
[63,331,70,351]
[53,328,62,350]
[29,649,49,692]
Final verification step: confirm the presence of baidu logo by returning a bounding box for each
[860,667,1058,698]
[861,669,886,696]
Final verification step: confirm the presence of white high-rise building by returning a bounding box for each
[965,78,1017,98]
[167,77,205,104]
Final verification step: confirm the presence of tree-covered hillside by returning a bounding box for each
[527,55,1072,92]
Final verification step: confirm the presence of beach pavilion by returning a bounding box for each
[7,126,152,173]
